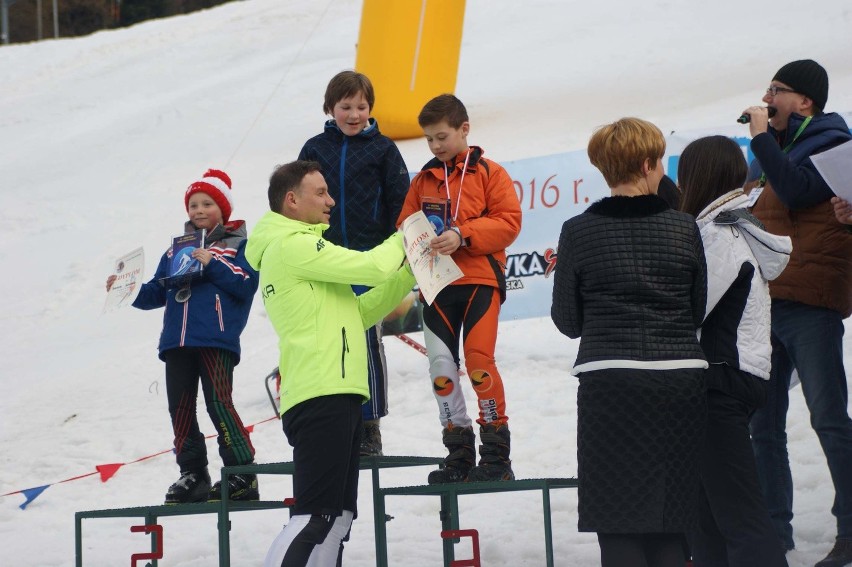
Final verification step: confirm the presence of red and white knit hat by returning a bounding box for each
[184,169,234,222]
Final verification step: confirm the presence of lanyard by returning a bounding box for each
[758,115,813,186]
[443,149,471,222]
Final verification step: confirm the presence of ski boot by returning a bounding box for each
[209,472,259,501]
[164,469,211,504]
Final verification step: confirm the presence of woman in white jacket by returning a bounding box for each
[679,135,792,567]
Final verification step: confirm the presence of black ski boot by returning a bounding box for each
[164,469,211,504]
[209,473,259,501]
[360,419,383,457]
[467,423,515,482]
[427,423,476,484]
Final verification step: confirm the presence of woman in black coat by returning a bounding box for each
[551,117,708,567]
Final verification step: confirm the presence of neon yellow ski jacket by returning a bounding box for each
[246,211,415,415]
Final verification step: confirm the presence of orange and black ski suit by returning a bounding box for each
[397,146,522,427]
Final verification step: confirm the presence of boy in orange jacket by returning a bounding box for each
[397,94,522,483]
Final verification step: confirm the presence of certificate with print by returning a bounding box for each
[103,247,145,313]
[401,211,463,305]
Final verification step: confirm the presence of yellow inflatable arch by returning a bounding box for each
[355,0,466,140]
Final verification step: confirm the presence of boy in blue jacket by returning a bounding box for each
[298,70,410,455]
[106,169,259,504]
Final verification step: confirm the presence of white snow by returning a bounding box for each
[1,0,851,565]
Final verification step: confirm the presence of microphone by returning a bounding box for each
[737,107,777,124]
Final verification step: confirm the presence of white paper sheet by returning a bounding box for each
[811,139,852,201]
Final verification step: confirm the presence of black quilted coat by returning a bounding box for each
[552,194,707,370]
[551,194,709,533]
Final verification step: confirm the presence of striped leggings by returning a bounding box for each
[163,347,255,472]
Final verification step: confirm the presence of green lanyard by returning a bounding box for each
[758,115,813,186]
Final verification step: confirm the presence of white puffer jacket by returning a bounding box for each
[696,190,792,379]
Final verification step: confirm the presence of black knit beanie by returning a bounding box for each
[772,59,828,111]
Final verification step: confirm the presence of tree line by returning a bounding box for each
[4,0,234,44]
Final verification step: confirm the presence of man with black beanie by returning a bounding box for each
[741,59,852,567]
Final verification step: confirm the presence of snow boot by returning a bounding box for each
[467,423,515,482]
[360,419,383,457]
[428,423,476,484]
[164,469,211,504]
[815,538,852,567]
[209,472,259,501]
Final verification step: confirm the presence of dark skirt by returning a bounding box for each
[577,367,706,533]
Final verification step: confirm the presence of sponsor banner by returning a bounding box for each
[499,151,609,321]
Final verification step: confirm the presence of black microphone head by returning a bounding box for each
[737,107,777,124]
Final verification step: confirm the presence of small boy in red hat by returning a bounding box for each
[106,169,259,504]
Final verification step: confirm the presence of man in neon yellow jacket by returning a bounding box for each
[246,160,414,567]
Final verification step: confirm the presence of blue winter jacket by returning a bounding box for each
[298,118,410,251]
[133,220,258,362]
[748,111,852,209]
